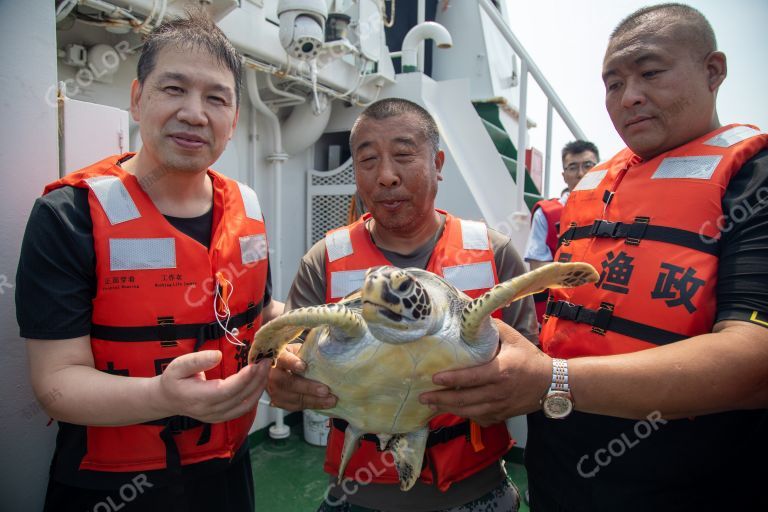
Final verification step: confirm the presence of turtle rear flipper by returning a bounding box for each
[248,304,367,364]
[461,262,599,343]
[337,424,364,484]
[336,428,428,492]
[387,428,429,491]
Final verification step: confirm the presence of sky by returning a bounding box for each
[503,0,768,197]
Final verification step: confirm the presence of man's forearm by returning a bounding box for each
[263,299,285,322]
[569,321,768,419]
[33,363,168,426]
[28,336,268,427]
[421,320,768,426]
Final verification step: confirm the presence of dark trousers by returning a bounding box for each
[43,455,254,512]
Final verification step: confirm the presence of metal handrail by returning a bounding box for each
[478,0,587,209]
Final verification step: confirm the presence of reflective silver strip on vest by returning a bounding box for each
[326,229,354,263]
[109,238,176,271]
[651,155,722,180]
[85,176,140,225]
[704,126,763,148]
[573,169,608,191]
[330,269,367,299]
[237,182,263,220]
[460,220,489,250]
[443,261,495,292]
[240,234,268,264]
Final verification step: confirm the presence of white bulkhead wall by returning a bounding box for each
[1,1,60,509]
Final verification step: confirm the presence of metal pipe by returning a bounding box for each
[544,101,553,198]
[417,0,425,71]
[245,69,287,298]
[281,93,332,155]
[56,0,78,22]
[245,69,289,441]
[244,57,370,106]
[516,59,528,212]
[266,74,305,107]
[478,0,586,141]
[401,22,452,73]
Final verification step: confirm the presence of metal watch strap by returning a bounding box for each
[551,358,569,392]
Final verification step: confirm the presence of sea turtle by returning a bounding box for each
[248,262,598,490]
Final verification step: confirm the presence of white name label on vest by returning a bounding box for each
[237,182,263,220]
[240,234,268,264]
[109,238,176,271]
[326,229,354,263]
[443,261,495,292]
[330,269,368,298]
[460,220,490,250]
[704,126,763,148]
[573,170,608,191]
[651,155,722,180]
[86,176,141,225]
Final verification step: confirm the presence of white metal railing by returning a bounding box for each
[478,0,587,210]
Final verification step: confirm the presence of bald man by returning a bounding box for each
[420,4,768,510]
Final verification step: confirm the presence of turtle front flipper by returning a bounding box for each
[248,304,367,364]
[387,428,429,491]
[461,262,599,343]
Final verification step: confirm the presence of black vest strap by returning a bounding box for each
[91,300,264,343]
[144,415,206,432]
[148,415,207,512]
[545,299,687,345]
[559,218,720,256]
[331,418,472,449]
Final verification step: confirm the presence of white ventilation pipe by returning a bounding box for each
[401,21,452,73]
[246,68,290,441]
[281,94,332,156]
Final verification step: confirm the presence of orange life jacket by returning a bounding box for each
[531,198,564,257]
[322,210,512,491]
[44,154,269,473]
[530,198,564,324]
[540,124,768,357]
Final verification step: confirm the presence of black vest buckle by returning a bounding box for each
[590,219,622,238]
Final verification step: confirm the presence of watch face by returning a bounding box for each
[543,392,573,419]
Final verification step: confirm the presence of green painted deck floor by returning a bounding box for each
[250,425,530,512]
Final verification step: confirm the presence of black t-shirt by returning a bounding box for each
[15,183,271,489]
[525,150,768,511]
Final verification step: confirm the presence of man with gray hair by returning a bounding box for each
[268,98,536,511]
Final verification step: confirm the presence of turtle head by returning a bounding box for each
[361,266,438,343]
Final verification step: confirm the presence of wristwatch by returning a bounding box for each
[541,358,574,419]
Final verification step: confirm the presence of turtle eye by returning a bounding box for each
[397,279,413,293]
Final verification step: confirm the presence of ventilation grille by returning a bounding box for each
[310,194,353,245]
[311,162,355,186]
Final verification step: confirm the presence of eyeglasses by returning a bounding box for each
[564,161,597,173]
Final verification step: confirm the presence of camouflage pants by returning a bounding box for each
[316,479,520,512]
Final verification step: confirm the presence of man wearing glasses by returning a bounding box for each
[524,140,599,325]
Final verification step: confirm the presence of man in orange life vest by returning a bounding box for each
[267,98,537,511]
[525,140,601,271]
[525,140,600,325]
[420,4,768,511]
[16,13,282,511]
